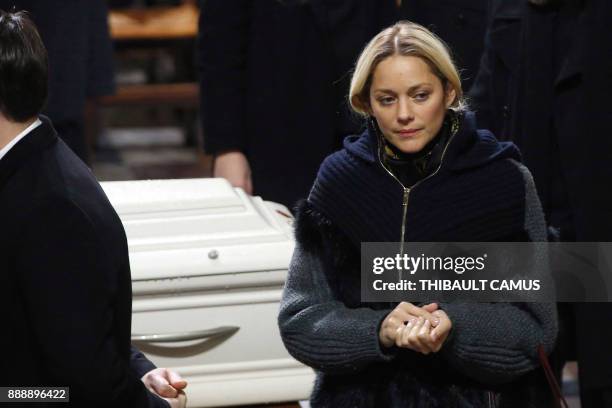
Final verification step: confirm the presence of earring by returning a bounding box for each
[448,109,460,135]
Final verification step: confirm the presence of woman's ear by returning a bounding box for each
[445,84,457,108]
[352,94,372,115]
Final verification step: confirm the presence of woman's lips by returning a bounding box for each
[396,128,421,137]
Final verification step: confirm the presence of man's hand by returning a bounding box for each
[141,368,187,406]
[213,150,253,194]
[379,302,439,348]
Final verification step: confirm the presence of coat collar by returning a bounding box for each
[0,116,58,192]
[342,111,521,171]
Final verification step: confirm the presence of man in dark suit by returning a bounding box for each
[198,0,399,208]
[470,0,612,405]
[0,11,186,407]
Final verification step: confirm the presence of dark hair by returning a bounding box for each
[0,10,47,122]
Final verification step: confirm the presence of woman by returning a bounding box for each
[278,22,558,407]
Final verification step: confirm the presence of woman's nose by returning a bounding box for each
[397,99,413,123]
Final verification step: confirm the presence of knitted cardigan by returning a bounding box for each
[278,112,558,407]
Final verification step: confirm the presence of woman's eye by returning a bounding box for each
[378,97,395,106]
[414,92,429,101]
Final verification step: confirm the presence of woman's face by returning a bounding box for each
[368,55,456,154]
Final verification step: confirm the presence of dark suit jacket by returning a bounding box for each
[0,117,167,407]
[198,0,398,207]
[470,0,612,242]
[470,0,612,390]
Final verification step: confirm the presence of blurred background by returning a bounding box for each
[93,0,208,182]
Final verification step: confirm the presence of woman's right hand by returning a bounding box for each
[213,150,253,194]
[379,302,439,349]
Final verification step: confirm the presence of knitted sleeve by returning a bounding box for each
[438,161,558,385]
[278,202,394,374]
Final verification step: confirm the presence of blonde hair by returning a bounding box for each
[349,21,465,116]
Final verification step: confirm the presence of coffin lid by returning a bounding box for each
[101,178,294,280]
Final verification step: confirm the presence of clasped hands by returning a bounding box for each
[379,302,452,355]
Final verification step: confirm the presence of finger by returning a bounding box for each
[431,312,451,335]
[416,319,434,354]
[431,319,451,342]
[422,303,438,312]
[422,304,440,326]
[167,371,187,390]
[151,374,178,398]
[421,304,439,325]
[397,301,418,314]
[394,322,404,337]
[398,302,438,326]
[396,320,413,347]
[406,317,426,353]
[431,317,451,351]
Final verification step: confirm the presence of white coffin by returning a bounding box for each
[101,178,314,407]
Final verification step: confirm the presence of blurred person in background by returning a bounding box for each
[0,0,116,164]
[398,0,487,91]
[198,0,398,207]
[470,0,612,405]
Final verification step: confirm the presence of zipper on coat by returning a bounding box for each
[377,147,411,250]
[399,187,410,257]
[376,121,459,255]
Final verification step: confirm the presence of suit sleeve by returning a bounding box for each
[17,196,168,408]
[197,0,251,155]
[130,345,157,379]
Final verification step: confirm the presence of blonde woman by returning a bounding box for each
[278,22,558,407]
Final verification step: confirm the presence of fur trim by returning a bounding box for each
[293,199,333,253]
[294,199,356,269]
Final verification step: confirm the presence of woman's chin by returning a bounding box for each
[392,140,425,155]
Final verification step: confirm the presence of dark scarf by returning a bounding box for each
[380,111,458,188]
[307,111,526,247]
